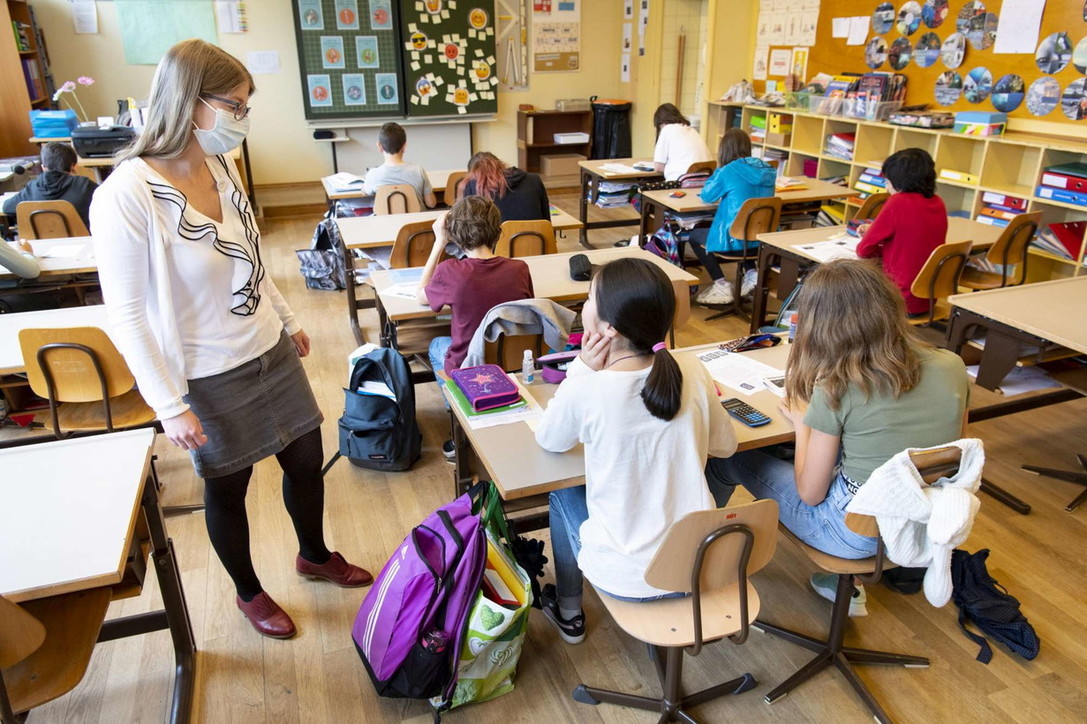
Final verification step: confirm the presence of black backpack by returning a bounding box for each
[296,217,349,291]
[950,548,1040,664]
[323,348,422,474]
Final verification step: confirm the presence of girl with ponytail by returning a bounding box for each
[535,257,738,644]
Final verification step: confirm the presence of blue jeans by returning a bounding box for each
[549,485,687,613]
[706,450,879,559]
[428,336,452,408]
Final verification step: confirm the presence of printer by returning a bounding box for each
[71,125,136,159]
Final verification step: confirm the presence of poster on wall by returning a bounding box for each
[496,0,530,90]
[533,0,580,71]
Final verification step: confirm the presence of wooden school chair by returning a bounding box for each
[443,170,468,207]
[572,499,779,722]
[908,239,973,327]
[373,184,422,215]
[18,326,156,439]
[685,160,717,175]
[854,192,889,221]
[495,220,557,258]
[959,211,1042,290]
[484,333,543,373]
[389,220,441,269]
[386,222,450,359]
[14,200,89,239]
[754,446,965,724]
[704,196,782,322]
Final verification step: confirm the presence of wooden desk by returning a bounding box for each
[749,216,1004,333]
[637,178,861,245]
[445,342,793,502]
[0,237,97,280]
[0,304,109,375]
[0,429,195,722]
[367,246,698,349]
[578,158,660,249]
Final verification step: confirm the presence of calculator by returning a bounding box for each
[721,398,771,427]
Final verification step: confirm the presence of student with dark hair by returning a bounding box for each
[417,196,534,453]
[3,142,98,229]
[856,147,947,315]
[360,122,437,207]
[652,103,712,181]
[535,257,737,644]
[687,128,777,306]
[462,151,550,221]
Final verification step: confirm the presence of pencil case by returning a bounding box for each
[449,364,521,411]
[538,350,580,384]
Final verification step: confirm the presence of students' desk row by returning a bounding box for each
[0,429,195,722]
[0,237,96,281]
[366,246,699,352]
[749,217,1004,333]
[337,207,584,346]
[444,342,793,511]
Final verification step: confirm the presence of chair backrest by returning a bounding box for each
[389,220,440,269]
[728,196,782,245]
[18,327,136,403]
[855,192,889,220]
[15,200,89,239]
[373,184,422,215]
[670,279,691,334]
[909,239,973,323]
[985,211,1042,287]
[0,596,45,670]
[483,333,544,372]
[443,171,468,207]
[846,446,963,538]
[495,220,557,258]
[686,160,717,175]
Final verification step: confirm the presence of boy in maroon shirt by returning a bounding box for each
[856,148,948,316]
[417,196,534,455]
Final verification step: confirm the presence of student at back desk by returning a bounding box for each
[361,122,437,208]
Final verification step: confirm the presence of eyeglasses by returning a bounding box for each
[202,94,251,121]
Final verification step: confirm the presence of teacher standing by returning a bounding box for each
[91,39,371,640]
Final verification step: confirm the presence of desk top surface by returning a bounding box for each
[641,178,860,213]
[949,276,1087,354]
[449,343,794,500]
[322,169,459,199]
[1,237,97,279]
[370,246,698,321]
[757,216,1003,261]
[578,158,659,180]
[338,205,582,248]
[0,303,109,374]
[0,428,155,603]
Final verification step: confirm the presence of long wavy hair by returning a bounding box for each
[119,39,254,162]
[785,259,926,410]
[466,151,510,199]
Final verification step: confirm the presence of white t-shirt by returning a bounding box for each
[653,123,713,181]
[535,354,738,599]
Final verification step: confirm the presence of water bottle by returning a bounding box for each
[522,349,535,385]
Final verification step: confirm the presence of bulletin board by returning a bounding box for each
[764,0,1087,127]
[290,0,498,121]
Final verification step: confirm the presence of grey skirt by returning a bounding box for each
[184,332,323,479]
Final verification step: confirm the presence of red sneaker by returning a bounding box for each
[236,592,296,639]
[295,551,374,587]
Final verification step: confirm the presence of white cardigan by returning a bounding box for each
[90,155,300,419]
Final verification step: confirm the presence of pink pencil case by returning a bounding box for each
[450,364,521,411]
[538,351,580,384]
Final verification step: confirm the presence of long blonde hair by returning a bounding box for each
[785,259,926,410]
[118,39,254,162]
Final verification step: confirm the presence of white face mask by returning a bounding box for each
[192,97,249,155]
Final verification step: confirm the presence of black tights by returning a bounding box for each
[687,227,756,282]
[203,427,332,602]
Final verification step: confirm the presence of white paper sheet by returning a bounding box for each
[966,365,1060,396]
[39,244,88,259]
[72,0,98,34]
[463,381,543,430]
[382,282,419,300]
[846,16,869,46]
[246,51,280,75]
[796,234,859,262]
[831,17,850,38]
[697,349,784,397]
[993,0,1046,54]
[601,162,640,174]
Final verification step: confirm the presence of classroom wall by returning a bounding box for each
[30,0,627,185]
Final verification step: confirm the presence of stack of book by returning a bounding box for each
[815,202,846,227]
[12,21,31,51]
[975,191,1026,229]
[748,114,767,143]
[1035,163,1087,208]
[824,133,855,161]
[758,147,786,169]
[853,166,886,199]
[1031,221,1086,261]
[594,181,638,208]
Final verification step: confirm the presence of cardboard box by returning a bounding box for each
[541,153,586,177]
[764,132,791,147]
[767,114,793,134]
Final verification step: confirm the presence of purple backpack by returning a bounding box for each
[353,491,487,706]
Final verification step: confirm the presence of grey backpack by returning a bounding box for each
[296,217,348,291]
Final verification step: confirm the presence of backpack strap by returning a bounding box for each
[957,605,994,664]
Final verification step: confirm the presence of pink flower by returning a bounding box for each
[59,80,76,93]
[77,76,95,86]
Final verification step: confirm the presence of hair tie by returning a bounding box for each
[652,342,667,353]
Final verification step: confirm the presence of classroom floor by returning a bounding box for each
[18,194,1087,723]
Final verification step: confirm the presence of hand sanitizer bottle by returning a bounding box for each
[522,349,535,385]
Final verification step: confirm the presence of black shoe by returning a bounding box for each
[442,439,456,461]
[540,583,585,644]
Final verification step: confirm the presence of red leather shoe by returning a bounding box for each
[236,592,296,639]
[296,551,374,587]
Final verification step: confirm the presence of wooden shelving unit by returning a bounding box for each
[705,102,1087,281]
[1,0,53,158]
[516,109,592,184]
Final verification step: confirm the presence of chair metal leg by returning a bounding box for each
[833,651,894,724]
[752,620,826,652]
[1022,453,1087,512]
[572,684,661,712]
[842,647,930,667]
[763,649,834,704]
[681,672,757,708]
[979,477,1031,514]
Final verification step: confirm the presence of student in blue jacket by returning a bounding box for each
[689,129,777,306]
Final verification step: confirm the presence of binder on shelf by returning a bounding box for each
[1035,184,1087,207]
[1040,172,1087,193]
[939,168,978,184]
[1044,162,1087,179]
[979,207,1021,222]
[975,215,1010,228]
[981,191,1026,210]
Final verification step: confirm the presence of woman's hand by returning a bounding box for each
[291,329,311,357]
[162,409,208,450]
[579,331,612,371]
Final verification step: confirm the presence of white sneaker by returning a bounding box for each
[741,269,758,298]
[810,573,868,617]
[696,280,734,305]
